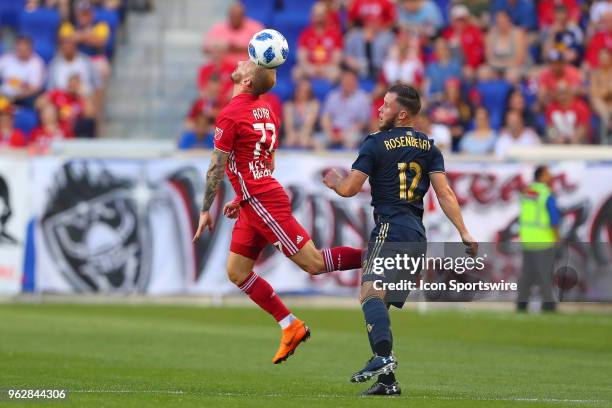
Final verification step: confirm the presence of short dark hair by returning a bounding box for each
[534,165,548,181]
[16,35,32,46]
[388,83,421,116]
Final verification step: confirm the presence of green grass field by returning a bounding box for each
[0,303,611,407]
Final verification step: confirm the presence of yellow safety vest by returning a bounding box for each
[519,182,557,250]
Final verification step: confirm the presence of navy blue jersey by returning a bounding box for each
[351,126,445,236]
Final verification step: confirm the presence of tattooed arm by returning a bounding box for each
[193,149,229,241]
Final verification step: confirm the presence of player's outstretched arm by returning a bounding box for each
[193,149,229,242]
[323,169,368,197]
[430,172,478,256]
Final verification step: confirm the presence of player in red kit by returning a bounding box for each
[193,60,363,364]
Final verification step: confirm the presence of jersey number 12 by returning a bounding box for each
[398,162,422,201]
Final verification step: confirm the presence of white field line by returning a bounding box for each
[70,390,606,404]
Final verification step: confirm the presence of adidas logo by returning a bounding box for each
[296,235,303,244]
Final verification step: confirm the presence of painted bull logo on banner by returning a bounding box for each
[0,175,17,245]
[41,161,152,292]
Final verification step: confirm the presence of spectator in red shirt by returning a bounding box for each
[537,50,583,106]
[202,2,263,66]
[585,11,612,68]
[293,2,343,82]
[545,81,591,144]
[443,4,484,77]
[261,93,282,122]
[347,0,397,29]
[198,45,235,105]
[36,75,96,138]
[537,0,581,29]
[31,105,70,152]
[320,0,343,31]
[0,101,27,148]
[185,78,223,131]
[589,48,612,143]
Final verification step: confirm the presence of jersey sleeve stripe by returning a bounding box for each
[428,171,446,174]
[214,146,231,154]
[351,168,370,177]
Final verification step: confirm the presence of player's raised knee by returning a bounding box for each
[227,268,249,285]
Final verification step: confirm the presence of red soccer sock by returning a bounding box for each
[320,247,364,272]
[238,272,291,323]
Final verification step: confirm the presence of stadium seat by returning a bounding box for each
[270,14,308,67]
[19,7,61,64]
[274,63,294,101]
[0,0,26,29]
[475,80,512,131]
[310,78,334,102]
[241,0,276,27]
[433,0,450,27]
[14,108,38,138]
[359,78,376,93]
[94,8,120,59]
[278,0,317,15]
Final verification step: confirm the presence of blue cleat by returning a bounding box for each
[350,355,398,383]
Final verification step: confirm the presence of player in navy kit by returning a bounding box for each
[324,84,478,395]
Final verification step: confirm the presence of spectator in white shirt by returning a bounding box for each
[495,110,540,158]
[47,35,102,96]
[320,69,371,149]
[382,29,424,87]
[0,36,45,108]
[415,113,451,152]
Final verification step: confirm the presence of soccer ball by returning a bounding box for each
[248,29,289,69]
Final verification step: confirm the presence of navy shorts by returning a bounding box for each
[362,221,427,308]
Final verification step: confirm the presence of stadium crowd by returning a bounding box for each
[181,0,612,156]
[0,0,127,150]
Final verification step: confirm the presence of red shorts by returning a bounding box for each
[230,188,311,259]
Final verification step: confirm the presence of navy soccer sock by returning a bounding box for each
[362,296,392,357]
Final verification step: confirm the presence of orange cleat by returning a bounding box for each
[272,319,311,364]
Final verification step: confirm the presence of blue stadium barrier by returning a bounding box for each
[19,7,61,64]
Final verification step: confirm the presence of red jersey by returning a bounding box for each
[348,0,396,27]
[214,93,282,201]
[545,99,591,140]
[537,0,580,28]
[48,89,85,137]
[298,26,343,65]
[0,129,27,148]
[443,24,484,68]
[585,31,612,68]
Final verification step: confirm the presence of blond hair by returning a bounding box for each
[249,65,276,95]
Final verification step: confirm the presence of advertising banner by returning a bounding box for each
[18,155,612,300]
[0,158,29,295]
